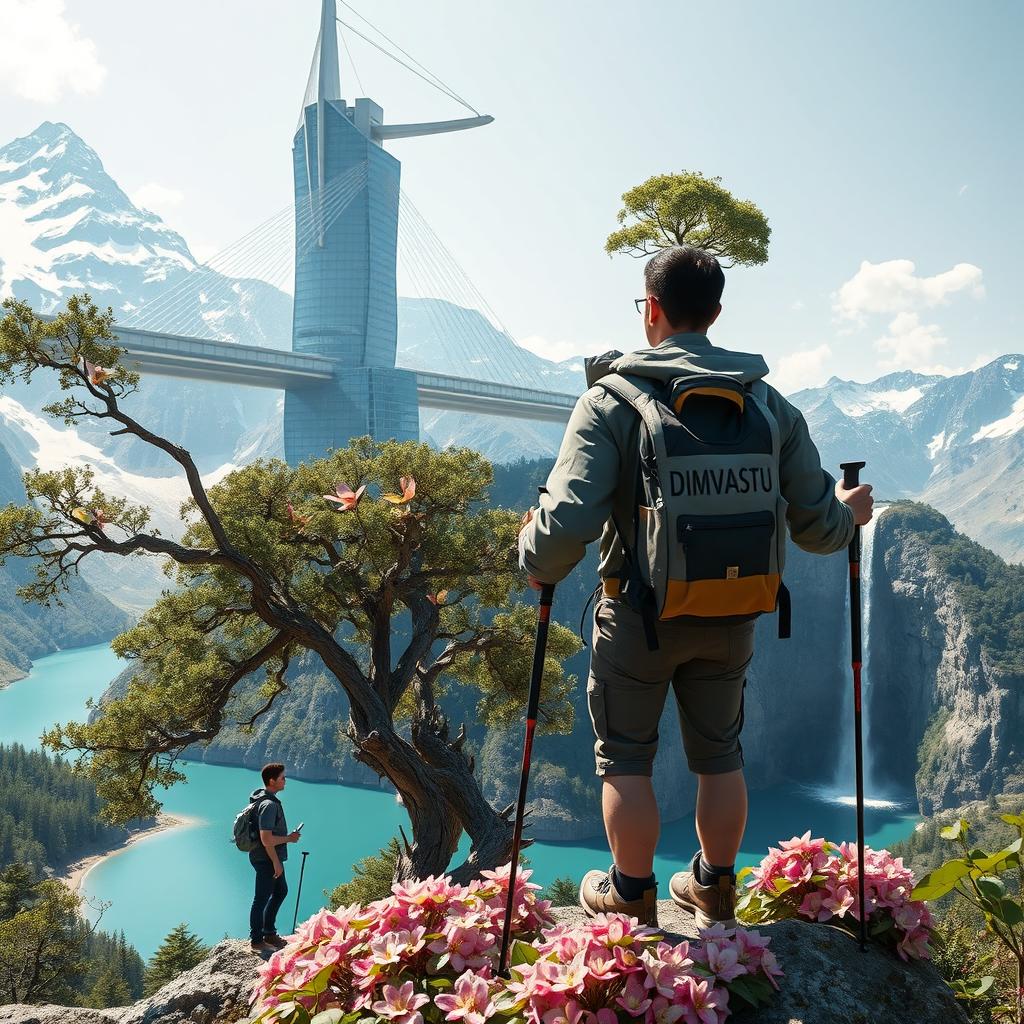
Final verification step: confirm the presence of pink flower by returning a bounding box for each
[371,980,429,1024]
[822,885,855,919]
[434,971,496,1024]
[648,996,687,1024]
[679,976,729,1024]
[615,973,653,1015]
[704,940,748,983]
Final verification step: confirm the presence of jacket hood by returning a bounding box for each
[585,334,769,389]
[250,787,278,803]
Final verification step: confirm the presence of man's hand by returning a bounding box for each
[835,480,874,526]
[287,831,301,843]
[272,861,283,879]
[519,508,544,590]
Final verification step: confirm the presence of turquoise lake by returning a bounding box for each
[0,643,918,959]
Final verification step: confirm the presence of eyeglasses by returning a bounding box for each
[634,296,655,314]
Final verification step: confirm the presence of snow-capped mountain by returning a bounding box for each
[791,358,1024,561]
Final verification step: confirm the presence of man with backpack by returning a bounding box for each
[518,244,873,929]
[245,763,300,953]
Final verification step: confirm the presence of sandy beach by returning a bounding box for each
[60,811,203,896]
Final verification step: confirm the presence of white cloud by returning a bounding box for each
[834,259,984,321]
[874,312,948,371]
[130,182,184,221]
[769,344,833,396]
[518,334,620,363]
[958,184,969,197]
[791,300,805,311]
[0,0,106,103]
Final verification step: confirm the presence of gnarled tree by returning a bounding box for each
[605,170,770,267]
[0,295,579,884]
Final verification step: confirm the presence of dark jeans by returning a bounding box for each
[250,861,288,942]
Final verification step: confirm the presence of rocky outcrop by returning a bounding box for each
[0,940,260,1024]
[868,503,1024,812]
[0,904,966,1024]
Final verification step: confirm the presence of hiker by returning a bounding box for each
[518,244,873,929]
[248,763,301,953]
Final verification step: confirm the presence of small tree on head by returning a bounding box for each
[0,295,580,885]
[605,170,770,267]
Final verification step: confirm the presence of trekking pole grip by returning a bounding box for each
[840,460,865,490]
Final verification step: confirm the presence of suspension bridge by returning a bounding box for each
[110,0,578,463]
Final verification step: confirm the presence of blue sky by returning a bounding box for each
[0,0,1020,392]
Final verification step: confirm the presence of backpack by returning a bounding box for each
[595,370,791,648]
[231,798,262,852]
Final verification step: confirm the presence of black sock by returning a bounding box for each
[697,855,735,887]
[612,866,655,900]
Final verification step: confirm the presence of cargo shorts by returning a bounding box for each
[587,595,756,777]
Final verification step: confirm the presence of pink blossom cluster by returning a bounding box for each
[500,915,781,1024]
[745,832,933,960]
[250,865,551,1022]
[249,865,782,1024]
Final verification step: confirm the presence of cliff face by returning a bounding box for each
[868,504,1023,812]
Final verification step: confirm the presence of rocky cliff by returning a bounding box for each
[0,905,966,1024]
[867,502,1024,812]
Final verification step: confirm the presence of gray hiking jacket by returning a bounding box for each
[518,333,855,585]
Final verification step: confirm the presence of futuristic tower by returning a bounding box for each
[283,0,493,464]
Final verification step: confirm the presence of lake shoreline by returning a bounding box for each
[59,812,203,897]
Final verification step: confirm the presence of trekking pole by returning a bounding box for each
[840,460,868,952]
[291,850,309,934]
[498,582,555,978]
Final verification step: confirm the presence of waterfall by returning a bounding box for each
[825,507,901,809]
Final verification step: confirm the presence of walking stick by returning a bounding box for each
[291,850,309,933]
[840,460,868,951]
[498,582,555,978]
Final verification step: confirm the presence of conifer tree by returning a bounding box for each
[0,863,36,921]
[85,963,131,1008]
[143,923,208,996]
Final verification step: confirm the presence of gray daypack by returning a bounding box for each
[231,798,261,853]
[594,369,791,647]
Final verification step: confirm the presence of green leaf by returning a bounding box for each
[999,813,1024,828]
[510,939,540,967]
[911,859,971,900]
[772,878,796,895]
[940,819,969,841]
[311,1012,347,1024]
[426,977,453,990]
[976,875,1006,902]
[727,974,775,1009]
[997,898,1024,927]
[949,976,995,999]
[971,838,1022,874]
[736,866,754,884]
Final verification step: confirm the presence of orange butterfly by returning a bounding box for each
[427,590,449,606]
[323,482,366,511]
[83,359,111,386]
[382,475,416,505]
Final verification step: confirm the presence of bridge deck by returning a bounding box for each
[109,326,576,423]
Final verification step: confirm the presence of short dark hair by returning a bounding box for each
[644,245,725,329]
[262,763,285,785]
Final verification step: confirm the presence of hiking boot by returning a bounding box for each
[579,866,658,927]
[250,939,276,955]
[264,934,288,950]
[669,852,736,929]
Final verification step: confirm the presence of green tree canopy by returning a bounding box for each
[605,170,770,266]
[143,923,208,997]
[0,295,581,884]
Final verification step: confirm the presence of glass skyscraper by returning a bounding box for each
[282,1,492,465]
